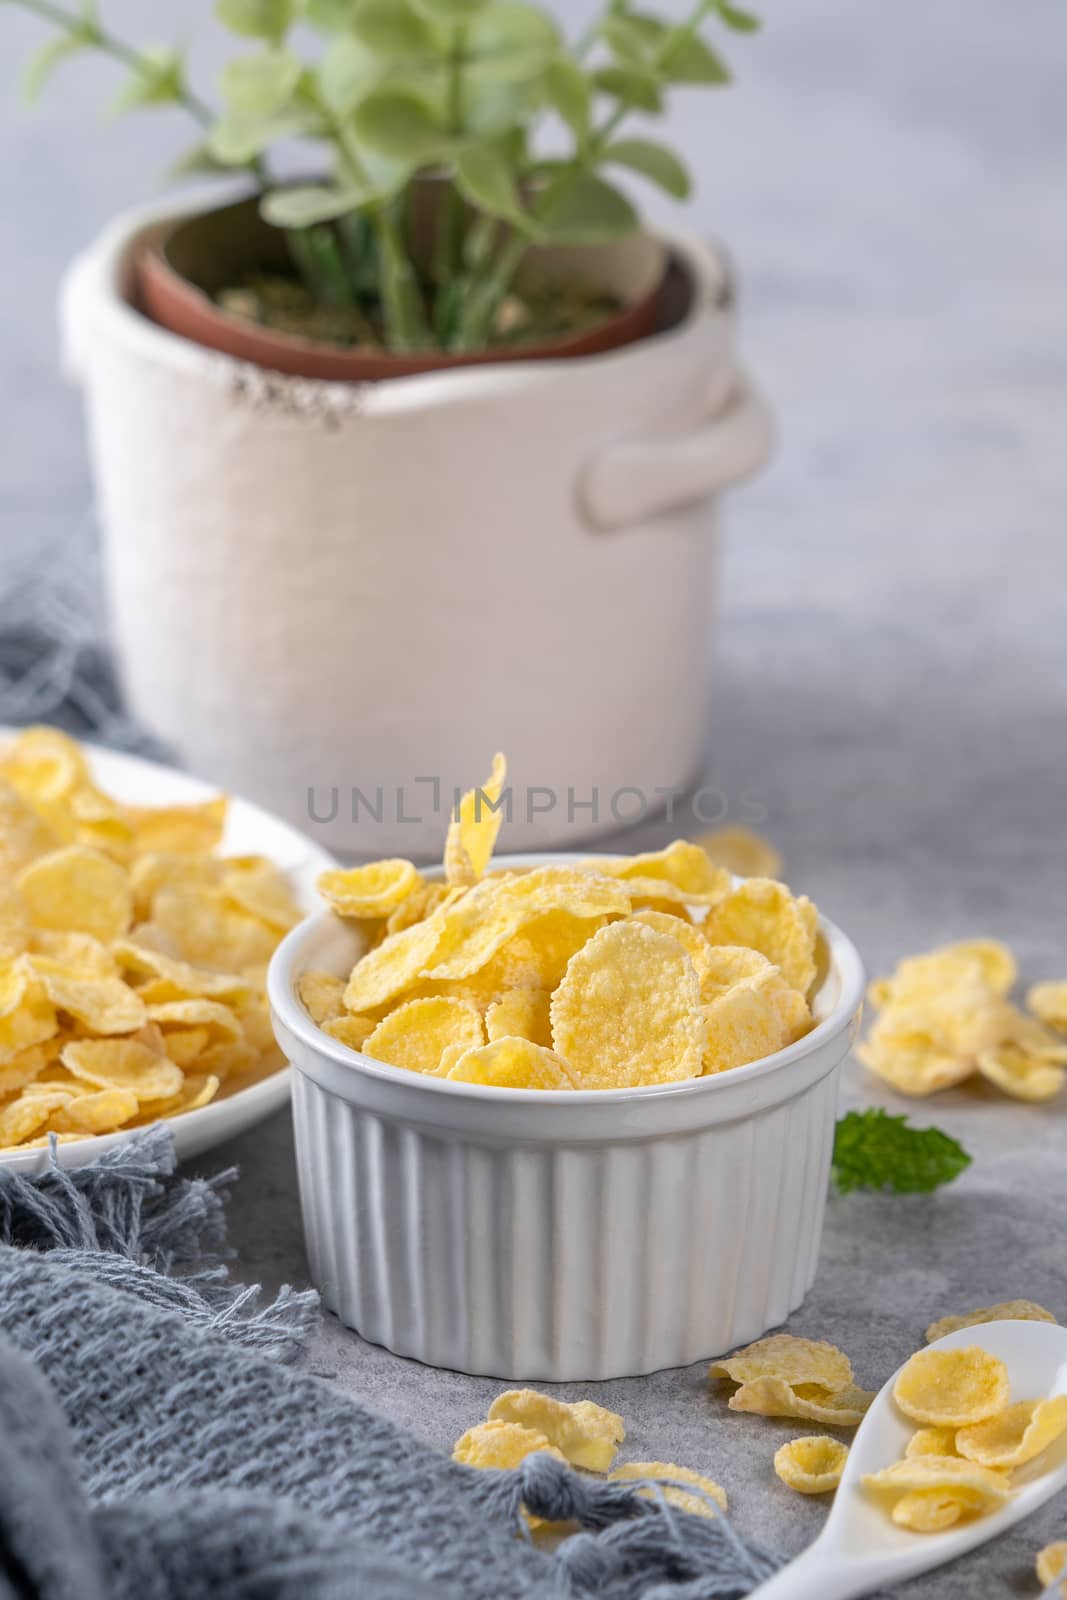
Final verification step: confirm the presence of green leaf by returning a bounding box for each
[600,16,652,63]
[542,58,590,143]
[658,30,730,85]
[20,29,95,104]
[167,140,239,178]
[831,1110,971,1196]
[466,2,560,59]
[260,183,373,228]
[215,0,295,43]
[305,0,358,28]
[603,137,691,199]
[713,0,761,33]
[350,0,437,60]
[536,172,638,244]
[410,0,490,19]
[221,47,303,117]
[591,63,662,113]
[207,105,323,163]
[316,34,382,116]
[352,88,451,161]
[454,145,533,233]
[110,47,187,116]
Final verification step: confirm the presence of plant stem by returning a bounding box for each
[376,204,431,352]
[12,0,214,125]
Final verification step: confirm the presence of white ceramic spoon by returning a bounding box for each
[755,1319,1067,1598]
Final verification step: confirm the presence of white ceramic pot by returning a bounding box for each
[268,856,865,1381]
[62,194,772,859]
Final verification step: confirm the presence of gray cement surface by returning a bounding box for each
[3,1,1066,1591]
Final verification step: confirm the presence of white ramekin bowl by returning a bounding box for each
[268,855,865,1381]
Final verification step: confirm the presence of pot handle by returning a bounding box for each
[576,374,773,533]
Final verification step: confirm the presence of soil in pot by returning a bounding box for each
[135,190,671,382]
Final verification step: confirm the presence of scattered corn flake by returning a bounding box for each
[699,944,777,997]
[447,1036,574,1090]
[145,999,242,1039]
[773,1435,849,1495]
[893,1346,1010,1428]
[17,845,132,943]
[956,1396,1067,1470]
[0,725,89,803]
[132,1071,221,1120]
[452,1418,564,1470]
[609,1461,727,1517]
[705,879,819,995]
[0,881,29,961]
[323,1013,378,1051]
[61,1038,184,1102]
[385,878,447,936]
[298,970,346,1026]
[162,1027,211,1068]
[0,1045,48,1094]
[925,1302,1057,1344]
[550,921,706,1090]
[1027,982,1067,1034]
[728,1379,874,1428]
[905,1427,960,1459]
[485,987,552,1049]
[695,825,783,881]
[1037,1543,1067,1589]
[629,909,715,983]
[362,996,484,1076]
[317,859,419,919]
[711,1334,853,1392]
[445,753,508,887]
[487,1390,625,1472]
[976,1043,1065,1103]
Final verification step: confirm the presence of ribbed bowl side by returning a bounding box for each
[292,1057,844,1381]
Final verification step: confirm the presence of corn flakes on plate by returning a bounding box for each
[0,727,336,1172]
[278,755,856,1099]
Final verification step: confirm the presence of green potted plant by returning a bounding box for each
[14,0,773,854]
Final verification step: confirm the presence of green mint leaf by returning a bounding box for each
[832,1109,971,1196]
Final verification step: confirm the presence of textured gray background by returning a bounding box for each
[3,0,1067,1592]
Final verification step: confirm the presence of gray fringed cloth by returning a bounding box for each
[0,1129,784,1600]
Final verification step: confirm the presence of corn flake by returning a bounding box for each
[905,1427,960,1459]
[447,1036,574,1089]
[445,753,508,887]
[862,1454,1011,1520]
[729,1379,874,1428]
[926,1301,1057,1344]
[773,1435,848,1495]
[976,1043,1065,1103]
[317,859,419,919]
[550,921,705,1089]
[61,1038,184,1101]
[956,1396,1067,1470]
[17,845,132,943]
[703,980,791,1075]
[1037,1543,1067,1590]
[362,997,484,1075]
[705,879,819,995]
[696,825,783,881]
[1028,983,1067,1034]
[893,1346,1010,1427]
[485,987,552,1049]
[609,1461,727,1517]
[487,1390,624,1472]
[452,1418,564,1470]
[711,1334,853,1392]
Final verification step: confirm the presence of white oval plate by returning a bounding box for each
[0,731,336,1173]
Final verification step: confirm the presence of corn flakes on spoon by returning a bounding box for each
[755,1320,1067,1598]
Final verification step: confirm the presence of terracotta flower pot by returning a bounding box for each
[134,192,669,382]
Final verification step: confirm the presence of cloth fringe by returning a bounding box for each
[0,1127,318,1365]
